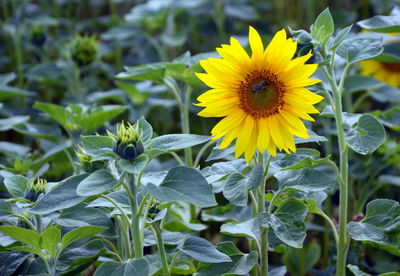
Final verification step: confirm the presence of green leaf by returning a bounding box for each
[31,174,88,215]
[0,252,29,276]
[348,199,400,255]
[330,25,353,50]
[337,37,383,64]
[357,15,400,33]
[79,105,127,133]
[347,264,372,276]
[247,164,264,190]
[223,173,248,206]
[375,44,400,63]
[136,117,153,142]
[150,134,210,151]
[119,154,148,174]
[0,115,30,131]
[81,135,114,156]
[0,85,35,100]
[40,226,61,258]
[344,114,386,155]
[275,163,338,192]
[145,166,217,208]
[283,241,321,275]
[4,175,28,198]
[0,226,41,252]
[116,63,166,83]
[60,226,107,251]
[178,236,232,263]
[259,199,308,248]
[0,200,13,220]
[77,169,120,196]
[12,122,60,142]
[94,259,150,276]
[220,218,260,242]
[33,102,69,128]
[311,8,334,44]
[344,75,385,94]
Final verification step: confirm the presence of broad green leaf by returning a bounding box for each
[145,166,217,208]
[119,154,148,174]
[221,218,260,242]
[344,75,385,94]
[347,264,372,276]
[0,200,13,220]
[348,199,400,255]
[330,25,353,50]
[0,252,29,276]
[0,116,30,131]
[259,199,308,248]
[178,236,231,263]
[337,37,383,64]
[40,226,61,257]
[357,15,400,33]
[344,114,386,155]
[294,129,327,144]
[283,241,321,275]
[311,8,334,44]
[275,163,338,192]
[94,259,150,276]
[33,102,69,128]
[0,226,40,252]
[79,105,127,133]
[247,164,264,190]
[4,175,28,197]
[375,44,400,63]
[0,142,30,156]
[81,135,114,156]
[12,122,60,142]
[77,169,120,196]
[379,175,400,187]
[60,226,106,251]
[31,174,88,214]
[206,143,234,162]
[116,63,166,83]
[150,134,210,151]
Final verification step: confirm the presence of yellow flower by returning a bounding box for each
[360,60,400,88]
[196,27,323,162]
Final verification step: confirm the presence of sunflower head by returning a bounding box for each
[360,59,400,88]
[196,27,323,162]
[109,121,145,161]
[25,178,47,202]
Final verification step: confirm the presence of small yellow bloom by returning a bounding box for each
[360,60,400,88]
[196,27,323,162]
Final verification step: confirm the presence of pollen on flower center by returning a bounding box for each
[239,70,285,118]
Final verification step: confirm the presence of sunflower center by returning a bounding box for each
[239,70,285,118]
[381,62,400,72]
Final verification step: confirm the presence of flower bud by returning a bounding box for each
[76,147,106,173]
[109,121,145,161]
[70,34,98,66]
[24,178,47,202]
[147,199,160,219]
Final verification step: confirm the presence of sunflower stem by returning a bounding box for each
[321,61,350,276]
[151,223,171,276]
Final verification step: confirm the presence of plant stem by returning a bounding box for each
[151,223,170,276]
[14,31,24,89]
[169,251,181,274]
[322,63,350,276]
[181,85,193,167]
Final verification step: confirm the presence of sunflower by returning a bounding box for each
[360,60,400,88]
[195,27,323,162]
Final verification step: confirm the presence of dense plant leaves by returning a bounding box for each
[0,252,29,276]
[348,199,400,255]
[12,122,60,142]
[94,259,150,276]
[0,85,35,100]
[220,218,260,242]
[259,199,308,248]
[77,169,120,196]
[337,37,383,64]
[178,236,231,263]
[4,175,28,197]
[344,114,386,155]
[347,264,371,276]
[136,116,153,142]
[81,135,114,156]
[145,166,217,208]
[376,44,400,63]
[31,174,88,214]
[329,25,353,50]
[195,242,258,276]
[150,134,210,151]
[60,226,107,251]
[274,163,338,192]
[357,15,400,33]
[33,102,69,128]
[0,115,30,131]
[310,8,334,44]
[344,75,385,94]
[116,63,167,83]
[0,200,12,220]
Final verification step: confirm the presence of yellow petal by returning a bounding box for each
[234,116,254,158]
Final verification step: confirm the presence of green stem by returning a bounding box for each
[318,210,339,244]
[35,215,42,233]
[13,214,36,230]
[181,85,193,167]
[151,223,170,276]
[193,140,216,168]
[169,251,181,274]
[14,31,24,88]
[322,64,350,276]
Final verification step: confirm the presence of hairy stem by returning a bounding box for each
[151,223,170,276]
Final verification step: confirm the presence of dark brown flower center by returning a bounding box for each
[239,70,285,118]
[381,62,400,72]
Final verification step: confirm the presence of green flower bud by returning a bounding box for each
[76,147,106,173]
[25,178,47,202]
[109,121,145,161]
[147,199,160,219]
[70,34,98,66]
